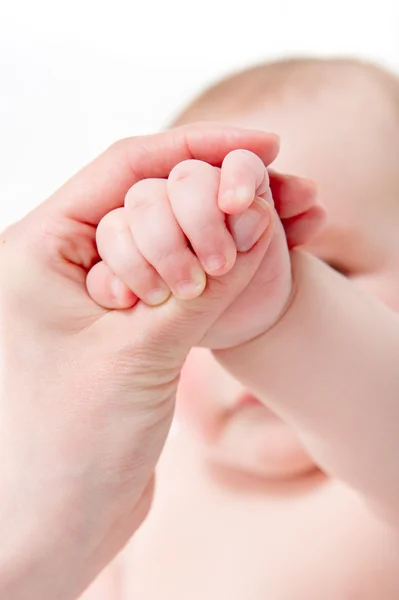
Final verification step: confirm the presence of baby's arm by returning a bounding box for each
[216,250,399,524]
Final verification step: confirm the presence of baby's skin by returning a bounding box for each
[87,149,322,349]
[82,75,399,597]
[81,149,324,599]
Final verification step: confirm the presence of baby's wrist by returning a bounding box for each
[214,250,303,355]
[255,253,301,341]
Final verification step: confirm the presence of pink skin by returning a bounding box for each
[79,146,322,599]
[100,84,399,600]
[176,348,315,478]
[87,149,323,480]
[165,86,399,483]
[2,123,318,600]
[175,92,399,489]
[87,150,322,319]
[89,155,272,306]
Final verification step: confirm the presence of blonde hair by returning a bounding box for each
[172,57,399,126]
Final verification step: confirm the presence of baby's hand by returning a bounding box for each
[88,150,323,349]
[208,169,324,348]
[87,150,271,306]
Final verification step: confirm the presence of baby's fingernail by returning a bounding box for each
[204,255,226,275]
[230,197,271,252]
[145,286,171,306]
[110,276,126,299]
[221,186,254,211]
[174,269,206,300]
[235,185,254,207]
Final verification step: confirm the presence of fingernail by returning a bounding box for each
[175,269,206,300]
[145,286,171,306]
[110,276,126,299]
[232,186,253,206]
[204,255,226,274]
[231,198,271,252]
[221,186,254,211]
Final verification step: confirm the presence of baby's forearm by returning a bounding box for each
[216,250,399,522]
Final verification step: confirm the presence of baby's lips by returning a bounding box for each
[228,196,273,253]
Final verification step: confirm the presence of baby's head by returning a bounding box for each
[174,58,399,477]
[176,58,399,305]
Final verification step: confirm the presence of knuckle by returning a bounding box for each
[120,256,150,283]
[238,148,258,161]
[150,238,188,267]
[96,208,126,243]
[196,218,225,237]
[226,148,261,170]
[124,179,165,211]
[169,159,210,184]
[152,248,179,269]
[190,224,217,246]
[228,148,253,160]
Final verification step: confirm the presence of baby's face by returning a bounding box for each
[239,87,399,311]
[177,92,399,476]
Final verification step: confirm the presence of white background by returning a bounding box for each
[0,0,398,229]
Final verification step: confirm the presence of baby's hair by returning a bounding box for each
[171,57,399,126]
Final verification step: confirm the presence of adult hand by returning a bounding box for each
[0,123,282,600]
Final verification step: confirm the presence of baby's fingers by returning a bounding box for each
[127,179,207,300]
[87,260,137,309]
[95,206,172,306]
[167,160,237,276]
[227,196,273,253]
[218,149,270,214]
